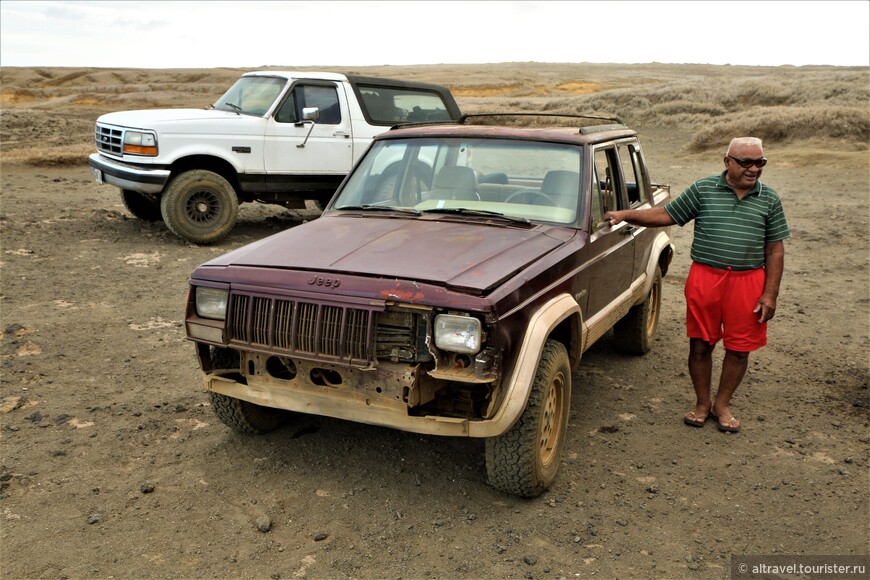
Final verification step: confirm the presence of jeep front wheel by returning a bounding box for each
[614,265,662,355]
[160,170,239,244]
[121,190,162,221]
[209,392,288,435]
[485,339,571,497]
[208,347,288,434]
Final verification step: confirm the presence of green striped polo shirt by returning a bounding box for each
[664,171,790,270]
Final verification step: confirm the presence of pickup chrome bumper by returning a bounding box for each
[88,153,170,194]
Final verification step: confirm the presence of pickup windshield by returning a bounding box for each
[213,76,286,116]
[332,137,583,225]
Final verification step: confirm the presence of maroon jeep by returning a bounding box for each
[184,114,674,497]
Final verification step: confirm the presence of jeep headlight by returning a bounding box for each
[195,287,228,320]
[434,314,482,354]
[123,130,158,156]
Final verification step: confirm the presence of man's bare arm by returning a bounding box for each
[604,206,675,227]
[754,240,784,322]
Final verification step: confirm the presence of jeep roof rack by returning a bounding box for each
[388,112,628,133]
[457,112,626,131]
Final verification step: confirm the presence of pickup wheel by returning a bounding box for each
[614,265,662,355]
[121,190,162,221]
[485,339,571,497]
[160,170,239,244]
[207,347,289,434]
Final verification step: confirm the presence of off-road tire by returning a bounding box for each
[208,347,288,434]
[121,190,163,221]
[485,339,571,497]
[614,265,662,355]
[160,170,239,244]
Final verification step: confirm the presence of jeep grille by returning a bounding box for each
[228,293,375,365]
[94,123,123,155]
[226,292,432,367]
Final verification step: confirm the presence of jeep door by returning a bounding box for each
[616,141,659,283]
[264,81,354,175]
[584,146,636,316]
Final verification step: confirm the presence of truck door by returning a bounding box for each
[584,146,636,317]
[264,81,354,176]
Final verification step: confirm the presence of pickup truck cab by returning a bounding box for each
[183,114,674,497]
[88,71,461,243]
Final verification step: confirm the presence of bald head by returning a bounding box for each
[726,137,763,156]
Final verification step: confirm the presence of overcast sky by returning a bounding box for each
[1,1,868,69]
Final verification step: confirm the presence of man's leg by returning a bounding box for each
[686,338,715,423]
[712,349,749,431]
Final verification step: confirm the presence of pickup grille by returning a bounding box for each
[94,123,123,155]
[226,292,431,366]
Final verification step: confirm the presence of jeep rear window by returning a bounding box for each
[333,138,582,225]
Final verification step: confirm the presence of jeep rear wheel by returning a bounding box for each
[208,347,288,434]
[160,170,238,244]
[485,339,571,497]
[614,265,662,355]
[121,190,163,221]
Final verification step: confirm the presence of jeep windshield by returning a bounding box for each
[212,76,286,116]
[331,137,583,225]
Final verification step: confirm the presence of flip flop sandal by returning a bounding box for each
[683,410,709,428]
[710,411,740,433]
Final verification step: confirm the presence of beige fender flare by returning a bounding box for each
[636,231,674,304]
[467,293,580,438]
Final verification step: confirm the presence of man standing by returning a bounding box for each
[605,137,790,433]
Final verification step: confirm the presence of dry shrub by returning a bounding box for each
[2,143,92,167]
[515,71,870,150]
[1,63,867,163]
[686,106,870,152]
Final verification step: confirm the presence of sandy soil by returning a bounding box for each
[1,67,868,579]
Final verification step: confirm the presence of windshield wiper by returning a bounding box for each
[337,204,421,215]
[224,102,242,114]
[421,207,530,224]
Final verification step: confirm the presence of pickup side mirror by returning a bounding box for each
[302,107,320,122]
[297,107,320,148]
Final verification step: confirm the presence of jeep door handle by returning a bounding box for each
[621,225,638,236]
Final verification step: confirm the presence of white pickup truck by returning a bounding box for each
[88,71,461,243]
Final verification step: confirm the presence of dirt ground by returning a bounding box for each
[1,77,869,578]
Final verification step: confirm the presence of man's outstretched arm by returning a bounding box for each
[605,206,676,227]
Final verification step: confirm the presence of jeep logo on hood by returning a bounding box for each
[308,276,341,288]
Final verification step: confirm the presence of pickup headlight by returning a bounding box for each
[123,130,158,156]
[434,314,482,354]
[195,287,228,320]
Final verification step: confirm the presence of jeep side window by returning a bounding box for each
[629,145,650,206]
[617,142,650,207]
[275,84,341,125]
[590,167,604,228]
[592,148,620,228]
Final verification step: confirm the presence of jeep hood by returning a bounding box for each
[200,215,574,293]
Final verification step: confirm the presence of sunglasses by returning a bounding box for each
[728,155,767,168]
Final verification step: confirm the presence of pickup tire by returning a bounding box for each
[614,265,662,355]
[121,190,162,221]
[208,347,289,434]
[160,170,239,244]
[485,339,571,497]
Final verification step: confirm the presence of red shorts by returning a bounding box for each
[684,262,767,352]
